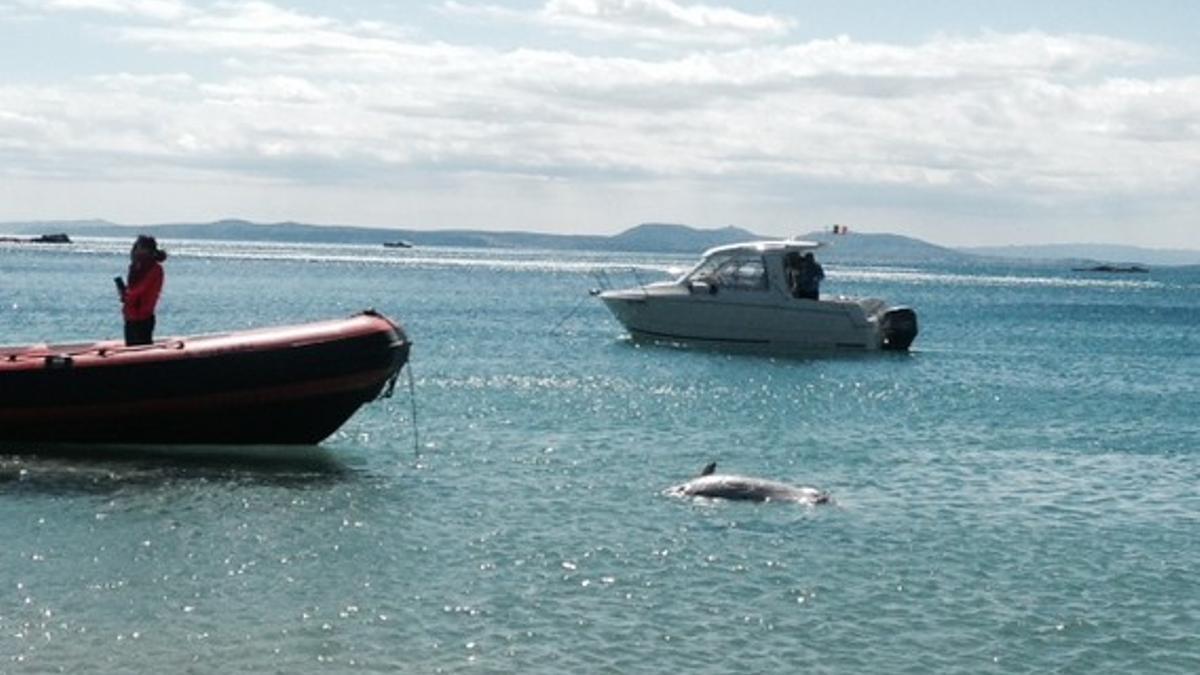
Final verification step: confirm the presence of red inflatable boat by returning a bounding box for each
[0,311,410,445]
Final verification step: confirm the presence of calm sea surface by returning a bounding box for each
[2,239,1198,673]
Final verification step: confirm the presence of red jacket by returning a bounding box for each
[122,262,164,322]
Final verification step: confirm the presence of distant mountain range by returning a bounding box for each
[800,230,971,264]
[3,218,1199,266]
[962,243,1200,267]
[0,219,760,254]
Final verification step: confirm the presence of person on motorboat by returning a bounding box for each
[119,235,167,346]
[792,251,824,300]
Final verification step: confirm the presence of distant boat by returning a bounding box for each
[597,239,918,353]
[0,233,72,244]
[0,311,409,446]
[1071,264,1149,273]
[382,240,413,249]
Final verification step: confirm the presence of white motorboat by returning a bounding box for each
[597,239,917,352]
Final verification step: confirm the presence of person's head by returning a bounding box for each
[131,235,167,263]
[804,252,814,261]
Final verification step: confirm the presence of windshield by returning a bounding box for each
[684,251,768,291]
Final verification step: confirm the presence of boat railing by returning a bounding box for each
[1,339,187,364]
[588,265,674,296]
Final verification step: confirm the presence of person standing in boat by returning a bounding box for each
[795,251,825,300]
[118,235,167,346]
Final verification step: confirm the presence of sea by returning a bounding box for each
[2,238,1198,673]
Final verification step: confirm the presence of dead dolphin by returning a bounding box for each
[664,462,830,504]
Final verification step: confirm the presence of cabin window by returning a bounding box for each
[688,253,767,291]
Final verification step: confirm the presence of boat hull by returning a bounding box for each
[0,312,409,445]
[600,291,904,353]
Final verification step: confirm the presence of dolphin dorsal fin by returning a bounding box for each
[700,462,717,476]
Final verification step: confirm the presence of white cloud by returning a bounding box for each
[2,1,1198,244]
[190,0,329,31]
[39,0,193,21]
[542,0,793,38]
[445,0,793,45]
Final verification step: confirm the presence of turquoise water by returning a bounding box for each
[2,239,1198,673]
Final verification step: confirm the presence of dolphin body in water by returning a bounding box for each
[664,462,831,504]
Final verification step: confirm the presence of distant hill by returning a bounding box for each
[802,231,974,264]
[608,223,760,253]
[8,218,1194,266]
[961,243,1200,267]
[1,218,114,231]
[0,219,760,254]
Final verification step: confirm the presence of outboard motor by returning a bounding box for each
[880,307,918,351]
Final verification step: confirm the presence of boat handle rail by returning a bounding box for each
[5,339,188,363]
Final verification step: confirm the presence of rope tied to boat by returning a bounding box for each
[374,352,421,456]
[548,290,594,336]
[406,363,420,456]
[380,367,400,399]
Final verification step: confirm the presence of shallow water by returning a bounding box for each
[2,239,1198,672]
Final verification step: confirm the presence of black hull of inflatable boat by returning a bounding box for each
[0,314,409,446]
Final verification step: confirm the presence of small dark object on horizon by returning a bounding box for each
[0,232,72,244]
[1072,264,1149,273]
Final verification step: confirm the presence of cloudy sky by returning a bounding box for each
[2,1,1198,247]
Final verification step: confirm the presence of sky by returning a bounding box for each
[1,1,1198,248]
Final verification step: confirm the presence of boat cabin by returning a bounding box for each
[677,240,824,298]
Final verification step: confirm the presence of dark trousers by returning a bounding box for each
[124,316,156,346]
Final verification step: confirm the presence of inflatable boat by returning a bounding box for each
[0,311,410,445]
